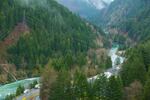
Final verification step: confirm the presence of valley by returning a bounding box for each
[0,0,150,100]
[0,42,125,100]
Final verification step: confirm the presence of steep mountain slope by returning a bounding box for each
[56,0,99,19]
[101,0,150,41]
[89,0,114,10]
[101,0,145,26]
[0,0,100,70]
[56,0,114,25]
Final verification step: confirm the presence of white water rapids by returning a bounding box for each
[0,44,125,99]
[88,44,125,81]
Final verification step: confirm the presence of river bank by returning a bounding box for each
[88,43,125,81]
[0,44,125,100]
[0,77,39,100]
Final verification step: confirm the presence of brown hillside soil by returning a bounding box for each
[3,22,29,46]
[0,21,30,52]
[0,22,29,83]
[0,22,29,58]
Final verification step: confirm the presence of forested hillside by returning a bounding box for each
[101,0,150,99]
[40,0,150,99]
[56,0,114,26]
[101,0,150,42]
[0,0,110,83]
[56,0,100,19]
[41,39,150,100]
[1,0,150,100]
[120,39,150,100]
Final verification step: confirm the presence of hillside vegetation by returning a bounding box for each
[0,0,95,68]
[101,0,150,42]
[0,0,110,83]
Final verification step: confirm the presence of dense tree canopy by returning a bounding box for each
[121,47,146,86]
[0,0,98,70]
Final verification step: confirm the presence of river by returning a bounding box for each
[88,43,125,81]
[0,44,125,99]
[0,77,39,100]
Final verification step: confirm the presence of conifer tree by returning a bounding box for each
[142,43,150,71]
[49,71,72,100]
[143,69,150,100]
[93,74,108,100]
[105,57,112,69]
[73,71,89,100]
[107,76,123,100]
[121,50,146,86]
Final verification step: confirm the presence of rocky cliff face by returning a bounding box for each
[88,0,114,10]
